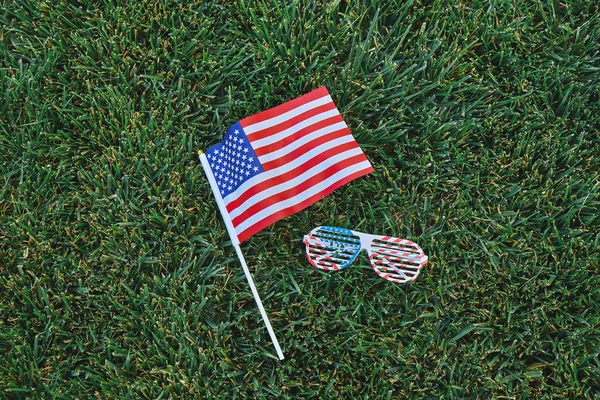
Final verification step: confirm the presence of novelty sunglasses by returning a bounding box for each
[303,226,428,283]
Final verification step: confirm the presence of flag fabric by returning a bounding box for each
[203,86,374,243]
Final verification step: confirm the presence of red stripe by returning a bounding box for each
[240,87,330,128]
[225,140,364,213]
[253,114,344,157]
[237,165,374,243]
[231,154,368,226]
[246,102,338,142]
[262,128,355,171]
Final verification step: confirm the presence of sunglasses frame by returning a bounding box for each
[303,226,428,283]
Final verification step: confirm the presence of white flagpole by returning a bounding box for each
[199,150,284,360]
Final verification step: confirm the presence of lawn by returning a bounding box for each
[1,0,599,398]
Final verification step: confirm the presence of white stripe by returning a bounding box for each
[250,109,341,150]
[234,160,373,235]
[257,121,348,164]
[227,147,365,220]
[223,134,357,204]
[243,95,334,135]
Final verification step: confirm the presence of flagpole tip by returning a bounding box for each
[198,149,204,156]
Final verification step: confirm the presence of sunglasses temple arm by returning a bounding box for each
[200,151,285,360]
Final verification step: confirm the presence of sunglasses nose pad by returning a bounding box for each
[303,227,361,271]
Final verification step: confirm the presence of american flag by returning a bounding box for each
[203,86,374,243]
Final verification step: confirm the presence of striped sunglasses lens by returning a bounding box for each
[303,226,361,271]
[367,236,428,283]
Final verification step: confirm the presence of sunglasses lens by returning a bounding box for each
[303,226,361,271]
[368,237,428,283]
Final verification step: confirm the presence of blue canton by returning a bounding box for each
[206,122,264,198]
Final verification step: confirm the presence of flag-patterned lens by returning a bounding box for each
[303,226,361,271]
[367,237,428,283]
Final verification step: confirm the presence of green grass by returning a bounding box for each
[1,0,599,398]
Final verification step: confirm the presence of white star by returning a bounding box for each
[241,162,246,168]
[207,153,212,160]
[228,185,232,191]
[253,166,259,172]
[237,145,242,151]
[238,138,244,144]
[215,149,219,155]
[245,170,250,176]
[242,155,247,160]
[248,157,253,163]
[217,158,222,164]
[243,148,248,153]
[234,129,239,135]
